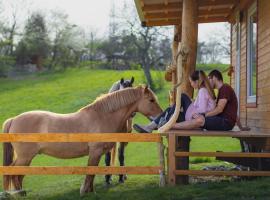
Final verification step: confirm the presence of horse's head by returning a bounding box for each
[119,77,134,89]
[137,86,163,120]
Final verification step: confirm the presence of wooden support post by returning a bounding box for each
[158,137,166,187]
[176,136,190,184]
[180,0,198,97]
[168,133,176,185]
[174,0,198,185]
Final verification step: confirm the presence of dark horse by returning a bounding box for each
[105,77,134,185]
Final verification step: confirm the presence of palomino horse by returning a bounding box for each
[2,86,162,196]
[105,77,135,185]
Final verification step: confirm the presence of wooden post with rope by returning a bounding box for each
[175,0,198,185]
[160,0,198,185]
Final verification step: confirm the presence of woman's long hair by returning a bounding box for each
[190,70,216,100]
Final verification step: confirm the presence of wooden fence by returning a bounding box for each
[0,133,166,186]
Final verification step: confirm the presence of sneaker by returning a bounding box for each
[133,124,151,133]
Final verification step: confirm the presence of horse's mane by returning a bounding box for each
[82,87,143,113]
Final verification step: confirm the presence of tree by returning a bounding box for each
[0,0,31,56]
[46,10,86,69]
[16,12,50,70]
[117,0,172,89]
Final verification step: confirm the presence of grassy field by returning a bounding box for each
[0,68,269,200]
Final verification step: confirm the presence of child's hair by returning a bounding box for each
[190,70,216,100]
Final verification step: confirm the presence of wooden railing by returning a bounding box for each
[163,130,270,185]
[0,133,166,186]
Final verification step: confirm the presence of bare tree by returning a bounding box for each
[118,0,172,89]
[0,0,31,56]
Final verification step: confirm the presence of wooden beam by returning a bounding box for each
[175,152,270,158]
[144,8,231,20]
[145,11,181,19]
[162,130,270,138]
[175,170,270,176]
[199,16,229,23]
[145,19,180,27]
[239,0,254,10]
[198,0,237,7]
[142,2,181,12]
[0,133,161,143]
[141,0,237,12]
[0,166,161,175]
[145,16,228,26]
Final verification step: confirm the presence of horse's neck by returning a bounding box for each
[101,102,137,131]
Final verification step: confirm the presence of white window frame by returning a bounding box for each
[247,2,257,104]
[235,11,241,115]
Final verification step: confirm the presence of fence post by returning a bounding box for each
[158,137,166,187]
[168,133,176,185]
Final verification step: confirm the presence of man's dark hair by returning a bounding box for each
[208,70,223,81]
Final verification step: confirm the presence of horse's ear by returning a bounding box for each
[130,77,134,84]
[120,78,124,84]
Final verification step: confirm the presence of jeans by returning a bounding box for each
[202,116,234,131]
[154,93,192,127]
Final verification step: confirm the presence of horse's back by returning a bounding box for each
[9,110,60,133]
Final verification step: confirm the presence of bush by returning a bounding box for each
[196,63,229,72]
[0,56,15,77]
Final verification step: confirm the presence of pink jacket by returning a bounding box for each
[185,88,216,121]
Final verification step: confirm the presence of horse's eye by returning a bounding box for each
[150,99,155,103]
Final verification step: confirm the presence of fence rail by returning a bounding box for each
[0,133,165,185]
[0,166,161,175]
[0,133,161,142]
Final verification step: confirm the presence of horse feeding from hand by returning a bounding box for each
[2,85,163,196]
[105,77,135,185]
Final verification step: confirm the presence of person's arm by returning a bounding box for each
[205,99,227,117]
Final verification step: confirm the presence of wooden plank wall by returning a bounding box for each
[231,0,270,133]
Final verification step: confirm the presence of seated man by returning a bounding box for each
[173,69,247,131]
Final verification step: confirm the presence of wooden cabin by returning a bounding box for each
[134,0,270,133]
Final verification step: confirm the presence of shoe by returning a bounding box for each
[133,124,151,133]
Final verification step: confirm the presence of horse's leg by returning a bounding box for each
[104,151,112,185]
[11,154,36,193]
[80,152,102,196]
[118,142,127,183]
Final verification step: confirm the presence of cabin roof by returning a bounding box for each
[134,0,252,27]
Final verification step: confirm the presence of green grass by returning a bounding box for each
[1,68,267,200]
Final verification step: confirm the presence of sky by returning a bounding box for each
[1,0,229,41]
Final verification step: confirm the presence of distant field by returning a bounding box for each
[1,68,264,200]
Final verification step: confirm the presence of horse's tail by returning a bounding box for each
[2,118,14,191]
[110,143,118,166]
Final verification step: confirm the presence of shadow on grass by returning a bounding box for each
[21,176,270,200]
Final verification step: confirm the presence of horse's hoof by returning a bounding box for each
[119,175,126,183]
[118,179,125,183]
[6,190,27,197]
[124,174,128,180]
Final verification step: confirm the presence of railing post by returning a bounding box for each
[158,136,166,187]
[168,133,176,185]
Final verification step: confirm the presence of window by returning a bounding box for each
[247,2,257,104]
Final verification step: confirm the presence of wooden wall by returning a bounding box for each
[231,0,270,133]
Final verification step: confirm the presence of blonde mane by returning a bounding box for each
[83,87,143,113]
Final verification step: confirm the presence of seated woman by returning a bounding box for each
[133,70,216,133]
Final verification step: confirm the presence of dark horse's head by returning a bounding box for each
[119,77,134,89]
